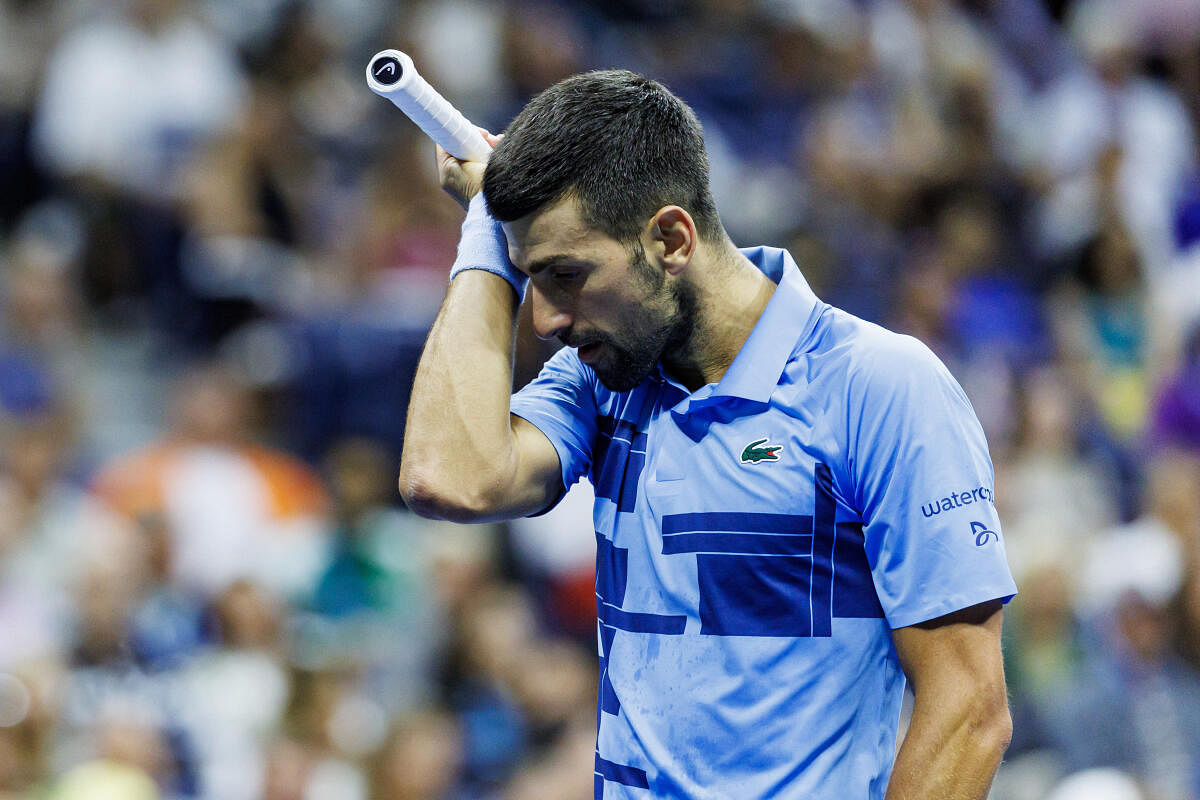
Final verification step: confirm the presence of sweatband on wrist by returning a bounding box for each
[449,193,528,299]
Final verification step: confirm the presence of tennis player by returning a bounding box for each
[399,70,1017,800]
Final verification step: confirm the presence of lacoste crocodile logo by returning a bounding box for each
[741,438,783,464]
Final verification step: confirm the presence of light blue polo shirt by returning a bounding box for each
[509,247,1017,800]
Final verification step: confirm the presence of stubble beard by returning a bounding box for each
[586,251,697,393]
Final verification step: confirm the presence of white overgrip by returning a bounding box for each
[365,49,492,162]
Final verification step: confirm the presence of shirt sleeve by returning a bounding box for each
[509,347,598,507]
[845,331,1017,629]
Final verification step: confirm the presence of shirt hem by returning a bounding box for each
[886,585,1017,630]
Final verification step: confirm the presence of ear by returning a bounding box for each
[646,206,697,275]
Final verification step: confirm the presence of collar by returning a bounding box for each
[666,246,824,411]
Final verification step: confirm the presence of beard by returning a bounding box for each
[572,249,696,393]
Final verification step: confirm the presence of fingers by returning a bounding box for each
[436,143,458,170]
[437,130,496,208]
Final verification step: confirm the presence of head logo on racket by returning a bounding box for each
[372,56,402,85]
[741,438,783,464]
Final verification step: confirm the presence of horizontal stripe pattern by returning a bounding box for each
[662,531,814,556]
[598,602,687,634]
[662,512,813,535]
[662,512,814,557]
[596,754,649,789]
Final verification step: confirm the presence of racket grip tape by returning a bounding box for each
[365,49,491,162]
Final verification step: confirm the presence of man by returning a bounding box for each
[399,70,1016,799]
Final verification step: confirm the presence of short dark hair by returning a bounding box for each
[483,70,722,244]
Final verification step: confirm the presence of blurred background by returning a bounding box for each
[1,0,1199,798]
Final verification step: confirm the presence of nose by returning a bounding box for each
[530,285,573,341]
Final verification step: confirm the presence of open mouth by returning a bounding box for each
[577,342,602,363]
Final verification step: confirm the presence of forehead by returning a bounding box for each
[501,194,623,270]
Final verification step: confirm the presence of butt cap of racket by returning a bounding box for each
[366,49,491,162]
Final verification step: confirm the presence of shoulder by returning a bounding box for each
[809,311,978,457]
[814,309,952,392]
[544,344,588,373]
[520,346,598,394]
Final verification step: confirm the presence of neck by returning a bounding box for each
[662,242,776,392]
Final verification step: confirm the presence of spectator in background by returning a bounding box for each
[1042,453,1200,799]
[314,439,417,620]
[1152,453,1200,670]
[441,585,536,793]
[1,0,1200,796]
[0,727,32,799]
[0,205,86,389]
[1030,0,1196,275]
[1052,217,1149,438]
[92,363,330,601]
[1051,583,1200,800]
[997,366,1119,575]
[176,580,290,800]
[1045,768,1146,800]
[0,658,63,798]
[0,0,66,230]
[275,666,371,800]
[1150,323,1200,453]
[50,718,168,800]
[55,542,205,798]
[171,83,305,351]
[32,0,246,200]
[0,409,135,670]
[501,713,594,800]
[259,736,312,800]
[1001,554,1086,792]
[892,191,1044,443]
[310,437,442,717]
[368,709,468,800]
[1173,547,1200,675]
[30,0,247,321]
[507,481,598,642]
[1048,196,1152,512]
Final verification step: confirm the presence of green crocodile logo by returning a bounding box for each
[741,438,783,464]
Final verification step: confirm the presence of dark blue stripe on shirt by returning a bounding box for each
[596,754,649,789]
[833,522,885,619]
[598,602,686,634]
[810,462,837,636]
[594,417,647,513]
[662,531,814,556]
[662,512,813,535]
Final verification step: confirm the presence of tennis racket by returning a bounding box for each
[365,49,492,162]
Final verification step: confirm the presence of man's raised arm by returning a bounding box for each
[398,137,563,522]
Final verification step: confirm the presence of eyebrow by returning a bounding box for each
[525,254,577,276]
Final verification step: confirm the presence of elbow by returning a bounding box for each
[988,702,1014,760]
[397,470,445,519]
[398,467,504,523]
[970,688,1014,764]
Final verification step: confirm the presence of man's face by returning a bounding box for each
[504,195,694,392]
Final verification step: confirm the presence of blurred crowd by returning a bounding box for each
[0,0,1199,798]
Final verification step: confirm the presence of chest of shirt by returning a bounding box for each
[590,381,855,527]
[589,382,886,637]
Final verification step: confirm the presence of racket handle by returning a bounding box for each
[365,49,492,162]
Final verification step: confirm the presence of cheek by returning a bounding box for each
[606,296,653,333]
[577,264,666,333]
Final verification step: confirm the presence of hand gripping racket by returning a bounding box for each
[365,49,492,162]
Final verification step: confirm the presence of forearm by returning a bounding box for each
[884,689,1012,800]
[399,270,525,520]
